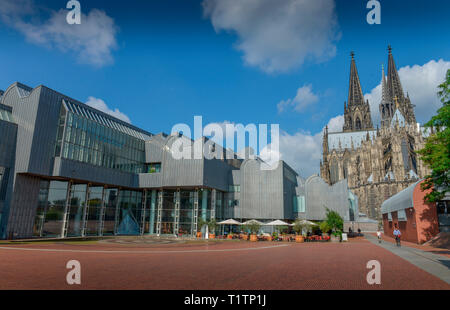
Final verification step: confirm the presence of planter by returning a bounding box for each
[330,235,340,243]
[295,235,304,243]
[209,234,215,239]
[227,234,233,240]
[266,236,272,241]
[250,234,258,242]
[196,232,202,239]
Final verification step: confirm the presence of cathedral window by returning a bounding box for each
[355,117,361,130]
[330,159,339,185]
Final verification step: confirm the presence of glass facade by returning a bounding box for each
[179,190,195,236]
[66,184,87,237]
[103,188,118,235]
[117,190,143,235]
[60,111,146,174]
[41,181,68,237]
[32,180,224,238]
[161,190,176,235]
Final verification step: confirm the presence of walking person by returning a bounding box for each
[393,226,401,247]
[376,228,382,243]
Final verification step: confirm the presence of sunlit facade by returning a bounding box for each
[0,82,355,239]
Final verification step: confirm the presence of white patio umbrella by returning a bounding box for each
[217,219,242,236]
[217,219,242,225]
[264,220,291,226]
[264,219,291,234]
[297,219,318,226]
[242,219,264,225]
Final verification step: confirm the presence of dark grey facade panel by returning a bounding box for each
[239,159,287,220]
[53,157,139,188]
[0,120,18,238]
[2,84,41,173]
[6,175,40,238]
[203,158,234,192]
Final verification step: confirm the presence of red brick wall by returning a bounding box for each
[382,181,440,244]
[413,181,439,244]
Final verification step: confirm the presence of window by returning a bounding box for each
[437,202,449,215]
[293,196,305,213]
[388,212,392,222]
[397,209,407,222]
[60,110,146,174]
[228,185,240,193]
[146,163,161,174]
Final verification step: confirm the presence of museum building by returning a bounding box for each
[0,82,357,239]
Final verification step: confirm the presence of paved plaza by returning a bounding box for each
[0,237,449,290]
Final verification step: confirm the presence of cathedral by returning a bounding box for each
[320,46,430,221]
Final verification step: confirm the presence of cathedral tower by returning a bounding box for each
[383,46,416,127]
[343,52,374,132]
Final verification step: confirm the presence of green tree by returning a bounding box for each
[319,221,331,235]
[207,219,217,234]
[324,207,344,236]
[293,219,313,236]
[197,218,208,232]
[243,222,261,235]
[418,69,450,202]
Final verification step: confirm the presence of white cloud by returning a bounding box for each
[86,97,131,123]
[326,114,344,132]
[277,84,319,113]
[0,0,118,67]
[202,0,339,73]
[277,115,342,177]
[278,129,323,177]
[365,59,450,124]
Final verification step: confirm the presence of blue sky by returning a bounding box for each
[0,0,449,176]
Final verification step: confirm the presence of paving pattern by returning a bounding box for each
[0,237,449,290]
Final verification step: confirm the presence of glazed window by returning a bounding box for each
[146,163,161,174]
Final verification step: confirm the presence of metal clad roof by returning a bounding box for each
[16,84,32,98]
[381,180,421,214]
[63,99,152,141]
[328,130,377,150]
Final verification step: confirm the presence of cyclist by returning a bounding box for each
[376,229,382,243]
[393,226,401,247]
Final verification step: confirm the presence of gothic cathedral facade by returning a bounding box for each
[320,47,430,221]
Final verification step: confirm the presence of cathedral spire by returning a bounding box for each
[343,51,374,132]
[380,63,393,127]
[348,51,364,106]
[381,64,389,104]
[323,126,329,157]
[387,46,405,104]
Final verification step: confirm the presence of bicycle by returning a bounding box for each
[395,235,401,247]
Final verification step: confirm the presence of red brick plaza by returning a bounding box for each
[0,237,448,290]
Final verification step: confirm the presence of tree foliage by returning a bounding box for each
[324,207,344,236]
[243,222,261,234]
[418,69,450,202]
